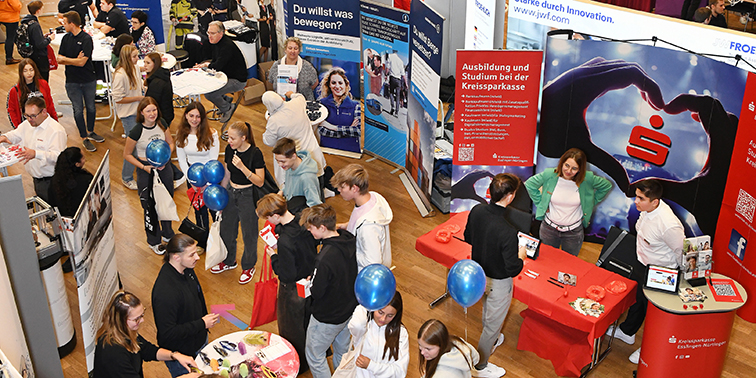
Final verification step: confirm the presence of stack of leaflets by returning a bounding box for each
[678,287,707,303]
[569,297,605,318]
[682,235,712,279]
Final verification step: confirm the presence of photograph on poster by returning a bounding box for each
[450,165,533,213]
[538,37,746,240]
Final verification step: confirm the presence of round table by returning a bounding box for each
[137,53,177,70]
[195,330,300,376]
[171,68,228,98]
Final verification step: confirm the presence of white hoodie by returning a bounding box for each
[348,191,393,271]
[348,305,409,378]
[428,339,479,378]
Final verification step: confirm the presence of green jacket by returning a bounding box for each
[524,169,612,228]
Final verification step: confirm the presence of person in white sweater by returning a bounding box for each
[418,319,480,378]
[348,292,409,378]
[261,90,326,189]
[111,45,144,190]
[175,101,220,235]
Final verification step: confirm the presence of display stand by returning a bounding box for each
[637,273,747,377]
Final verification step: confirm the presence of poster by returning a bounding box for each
[287,0,363,156]
[360,0,410,166]
[539,37,746,241]
[406,0,444,198]
[70,152,120,371]
[450,50,541,213]
[713,72,756,321]
[464,0,496,50]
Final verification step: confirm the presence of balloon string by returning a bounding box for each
[464,307,468,341]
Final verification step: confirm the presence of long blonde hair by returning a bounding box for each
[96,291,142,353]
[318,67,351,106]
[116,45,140,90]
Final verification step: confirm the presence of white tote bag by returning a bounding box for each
[153,172,179,221]
[205,212,228,270]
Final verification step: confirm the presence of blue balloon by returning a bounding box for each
[145,139,171,167]
[354,264,396,311]
[187,163,207,187]
[203,160,225,185]
[204,184,229,211]
[447,259,486,308]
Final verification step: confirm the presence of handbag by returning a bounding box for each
[205,212,228,270]
[178,188,208,248]
[248,253,278,328]
[252,163,280,204]
[141,172,159,236]
[332,317,367,378]
[153,171,179,221]
[47,45,58,70]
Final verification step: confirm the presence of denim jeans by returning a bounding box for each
[164,336,208,378]
[65,81,97,138]
[476,277,513,370]
[539,221,584,256]
[1,22,18,60]
[305,315,351,378]
[204,78,246,114]
[220,185,258,270]
[121,115,137,182]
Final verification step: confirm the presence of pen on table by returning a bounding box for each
[452,235,465,242]
[547,279,564,288]
[527,269,539,277]
[524,271,537,279]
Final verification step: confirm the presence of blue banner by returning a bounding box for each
[360,1,409,166]
[288,0,363,156]
[120,0,164,45]
[406,0,443,198]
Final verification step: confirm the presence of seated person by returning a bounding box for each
[694,7,712,24]
[194,21,247,123]
[130,10,155,59]
[272,137,322,214]
[93,0,129,37]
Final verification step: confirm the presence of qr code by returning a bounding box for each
[458,147,474,162]
[712,283,736,297]
[736,189,755,222]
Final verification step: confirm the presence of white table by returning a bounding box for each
[171,68,228,99]
[136,53,177,70]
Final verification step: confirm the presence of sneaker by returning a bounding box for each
[88,132,105,143]
[122,179,137,190]
[121,133,127,138]
[211,261,237,274]
[239,268,255,284]
[219,103,237,123]
[174,175,186,189]
[57,112,63,118]
[606,325,635,345]
[162,236,172,243]
[490,333,505,355]
[473,362,506,378]
[629,348,641,364]
[149,244,166,255]
[324,188,336,199]
[83,139,96,152]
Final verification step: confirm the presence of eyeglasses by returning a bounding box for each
[128,313,145,323]
[24,109,44,119]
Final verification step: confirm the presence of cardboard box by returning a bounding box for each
[243,78,266,105]
[258,60,275,91]
[296,278,312,298]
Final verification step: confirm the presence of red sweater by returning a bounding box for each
[7,80,58,128]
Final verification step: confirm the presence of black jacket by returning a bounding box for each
[22,15,50,62]
[310,230,358,324]
[48,169,94,217]
[209,35,248,82]
[151,263,208,355]
[145,67,175,124]
[270,214,318,284]
[464,203,524,279]
[93,334,158,378]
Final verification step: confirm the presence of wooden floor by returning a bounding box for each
[1,15,755,378]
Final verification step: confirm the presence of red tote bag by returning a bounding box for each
[249,253,278,329]
[47,45,58,70]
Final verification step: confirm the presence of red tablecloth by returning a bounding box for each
[415,211,637,376]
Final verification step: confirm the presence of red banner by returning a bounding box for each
[714,72,756,322]
[453,50,542,166]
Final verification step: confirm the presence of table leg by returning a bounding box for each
[97,60,114,122]
[579,320,618,378]
[429,291,449,308]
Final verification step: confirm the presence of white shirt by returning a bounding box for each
[347,305,409,378]
[175,130,220,174]
[2,115,67,178]
[263,93,326,176]
[547,177,582,226]
[636,199,685,268]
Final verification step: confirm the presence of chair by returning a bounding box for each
[219,90,245,141]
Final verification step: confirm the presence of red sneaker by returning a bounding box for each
[211,261,237,274]
[239,268,256,284]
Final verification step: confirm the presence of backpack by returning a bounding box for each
[16,18,37,58]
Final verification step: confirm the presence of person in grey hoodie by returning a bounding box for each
[331,163,393,272]
[272,138,322,213]
[418,319,480,378]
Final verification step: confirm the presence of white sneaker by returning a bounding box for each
[162,236,171,243]
[149,244,165,255]
[324,188,335,198]
[629,348,641,364]
[490,333,505,355]
[122,179,137,190]
[606,325,635,345]
[473,362,506,378]
[174,176,186,189]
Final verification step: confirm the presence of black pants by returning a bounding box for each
[1,22,18,60]
[619,264,649,336]
[137,162,175,246]
[389,75,401,113]
[277,282,309,374]
[33,55,49,81]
